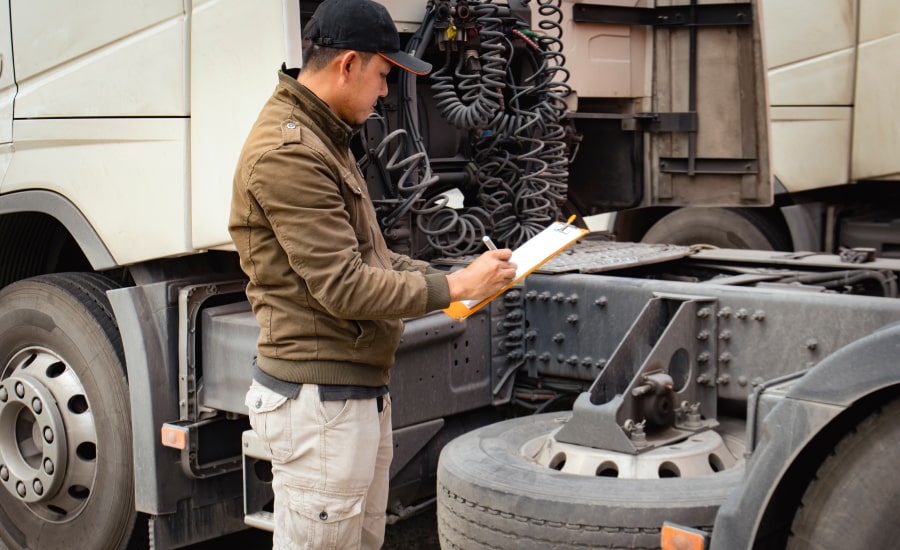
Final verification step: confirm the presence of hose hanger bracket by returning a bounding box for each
[571,3,753,28]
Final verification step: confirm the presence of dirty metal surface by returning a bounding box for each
[537,238,694,273]
[434,236,694,274]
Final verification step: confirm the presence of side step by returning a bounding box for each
[242,429,275,532]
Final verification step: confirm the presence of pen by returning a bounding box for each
[556,214,577,233]
[482,235,498,250]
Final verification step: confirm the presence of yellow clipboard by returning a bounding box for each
[443,220,589,321]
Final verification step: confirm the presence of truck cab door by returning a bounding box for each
[0,0,14,175]
[563,0,772,213]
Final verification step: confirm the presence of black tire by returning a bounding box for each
[437,413,745,549]
[0,273,139,550]
[787,398,900,550]
[641,207,789,250]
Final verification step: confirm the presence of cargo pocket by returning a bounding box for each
[286,484,366,550]
[245,383,291,462]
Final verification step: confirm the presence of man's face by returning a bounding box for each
[337,53,391,127]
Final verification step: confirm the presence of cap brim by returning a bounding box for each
[378,51,432,76]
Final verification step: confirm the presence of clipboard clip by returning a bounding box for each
[556,214,577,234]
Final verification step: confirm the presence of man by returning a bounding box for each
[228,0,516,548]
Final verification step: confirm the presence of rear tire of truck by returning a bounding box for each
[437,412,745,549]
[641,207,789,250]
[0,273,139,550]
[786,397,900,550]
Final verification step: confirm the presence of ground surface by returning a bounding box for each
[189,506,440,549]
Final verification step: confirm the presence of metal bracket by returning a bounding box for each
[175,279,249,478]
[659,157,759,175]
[624,112,698,133]
[572,3,753,27]
[554,294,719,454]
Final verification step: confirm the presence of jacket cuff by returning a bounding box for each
[424,272,451,311]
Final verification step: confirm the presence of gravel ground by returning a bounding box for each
[189,506,441,549]
[384,508,440,549]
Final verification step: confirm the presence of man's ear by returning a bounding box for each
[336,50,358,78]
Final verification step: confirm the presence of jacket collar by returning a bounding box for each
[276,67,354,148]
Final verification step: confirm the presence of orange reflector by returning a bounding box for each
[161,424,188,450]
[661,522,708,550]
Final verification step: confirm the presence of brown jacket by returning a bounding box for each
[230,68,450,386]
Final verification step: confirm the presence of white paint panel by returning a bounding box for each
[0,1,13,145]
[858,0,900,42]
[190,0,300,250]
[852,32,900,180]
[13,19,187,118]
[761,0,855,69]
[770,107,851,192]
[767,48,855,106]
[10,0,182,80]
[3,118,190,265]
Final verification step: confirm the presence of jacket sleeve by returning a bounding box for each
[391,252,451,311]
[247,141,445,320]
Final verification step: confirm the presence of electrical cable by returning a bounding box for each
[363,0,572,257]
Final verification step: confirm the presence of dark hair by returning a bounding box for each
[302,44,375,73]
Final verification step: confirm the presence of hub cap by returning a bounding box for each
[0,348,97,520]
[523,416,744,478]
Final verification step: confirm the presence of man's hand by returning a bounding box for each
[446,249,517,302]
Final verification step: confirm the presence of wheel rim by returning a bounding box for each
[0,347,97,521]
[523,417,745,479]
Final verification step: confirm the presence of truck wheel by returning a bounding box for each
[437,412,745,549]
[0,273,139,550]
[641,207,788,250]
[787,398,900,550]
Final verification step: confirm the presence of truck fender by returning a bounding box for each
[0,189,116,269]
[709,321,900,548]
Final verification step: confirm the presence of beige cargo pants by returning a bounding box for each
[246,382,393,549]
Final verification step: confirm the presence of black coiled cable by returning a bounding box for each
[365,0,571,257]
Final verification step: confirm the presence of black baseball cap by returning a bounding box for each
[304,0,432,76]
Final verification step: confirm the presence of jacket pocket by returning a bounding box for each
[285,484,366,549]
[352,320,375,349]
